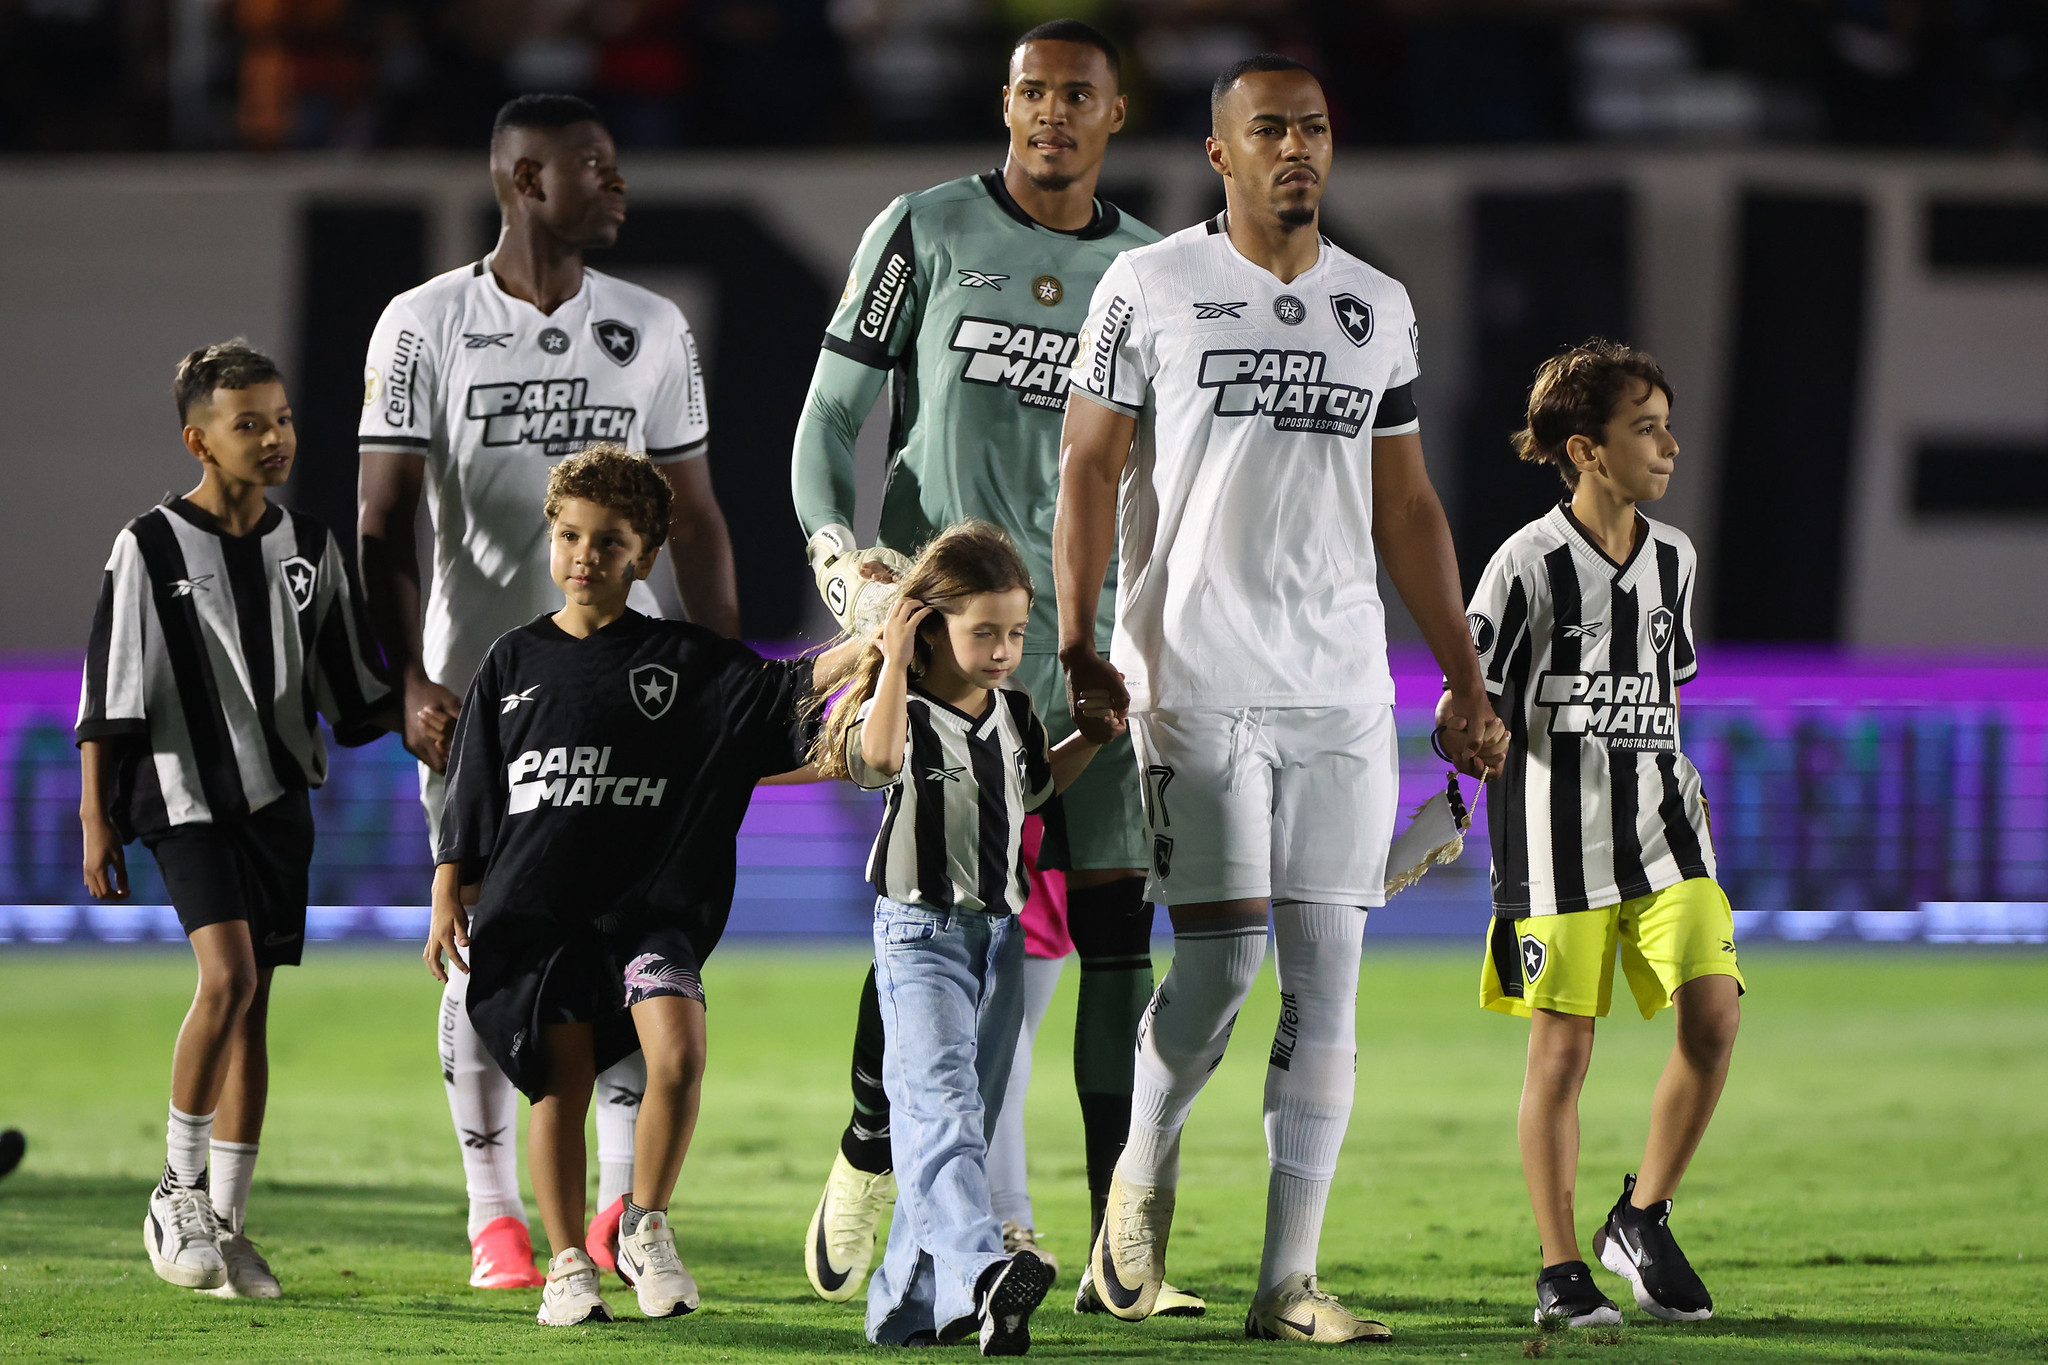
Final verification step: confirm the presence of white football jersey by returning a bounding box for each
[357,257,709,691]
[1070,216,1422,711]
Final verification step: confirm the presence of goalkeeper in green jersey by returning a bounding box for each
[791,19,1204,1321]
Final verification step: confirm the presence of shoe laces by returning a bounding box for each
[220,1232,271,1275]
[166,1188,221,1250]
[636,1224,685,1279]
[1295,1277,1350,1317]
[552,1256,600,1295]
[1110,1190,1160,1259]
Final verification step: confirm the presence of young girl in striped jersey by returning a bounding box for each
[810,522,1123,1355]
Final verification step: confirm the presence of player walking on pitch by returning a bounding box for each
[1466,340,1741,1328]
[357,93,738,1289]
[1056,55,1507,1341]
[791,21,1200,1315]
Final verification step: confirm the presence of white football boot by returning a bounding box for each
[1086,1170,1172,1322]
[1245,1272,1394,1343]
[144,1184,225,1290]
[804,1150,896,1301]
[615,1210,699,1318]
[201,1230,282,1298]
[1074,1262,1207,1317]
[537,1247,614,1326]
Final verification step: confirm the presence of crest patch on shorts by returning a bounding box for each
[1519,933,1547,983]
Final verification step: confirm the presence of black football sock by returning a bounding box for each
[1066,876,1153,1237]
[839,962,893,1175]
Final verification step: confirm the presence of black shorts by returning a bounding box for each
[539,923,706,1026]
[143,790,314,968]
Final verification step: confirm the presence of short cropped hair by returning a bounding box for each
[544,444,672,551]
[1512,338,1674,490]
[1013,19,1120,83]
[174,338,283,424]
[492,92,603,141]
[1211,53,1315,123]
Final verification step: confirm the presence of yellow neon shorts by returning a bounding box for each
[1479,878,1746,1021]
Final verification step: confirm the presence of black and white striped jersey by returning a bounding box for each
[848,685,1056,915]
[1468,503,1715,916]
[75,498,391,838]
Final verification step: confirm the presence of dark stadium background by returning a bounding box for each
[1,0,2044,947]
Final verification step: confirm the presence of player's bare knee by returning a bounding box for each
[195,959,260,1022]
[1675,982,1740,1065]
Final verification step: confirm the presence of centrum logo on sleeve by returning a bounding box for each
[506,746,668,813]
[464,379,636,453]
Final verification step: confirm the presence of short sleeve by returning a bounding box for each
[437,652,504,875]
[718,645,817,776]
[843,695,899,791]
[1673,541,1699,685]
[357,296,437,456]
[1014,694,1055,813]
[307,528,392,745]
[1466,548,1531,697]
[646,303,710,461]
[820,198,923,370]
[1371,287,1422,436]
[1068,253,1153,417]
[76,528,150,746]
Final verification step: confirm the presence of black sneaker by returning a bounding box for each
[975,1251,1056,1356]
[1534,1260,1622,1327]
[1591,1174,1713,1321]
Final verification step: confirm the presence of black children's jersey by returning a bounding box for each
[1468,504,1715,915]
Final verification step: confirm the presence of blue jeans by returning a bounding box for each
[865,896,1025,1344]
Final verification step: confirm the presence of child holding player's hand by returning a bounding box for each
[809,521,1121,1356]
[426,444,856,1328]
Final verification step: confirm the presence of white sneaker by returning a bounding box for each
[1001,1221,1059,1277]
[201,1230,282,1298]
[615,1210,699,1318]
[1087,1170,1172,1322]
[804,1150,896,1302]
[1074,1262,1207,1318]
[144,1184,225,1290]
[1245,1272,1393,1343]
[537,1247,614,1326]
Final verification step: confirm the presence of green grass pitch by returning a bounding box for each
[1,944,2043,1362]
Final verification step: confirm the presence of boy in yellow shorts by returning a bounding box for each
[1451,339,1742,1329]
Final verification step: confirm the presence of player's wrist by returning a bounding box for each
[806,524,857,578]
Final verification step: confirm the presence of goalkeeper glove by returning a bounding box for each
[807,524,912,637]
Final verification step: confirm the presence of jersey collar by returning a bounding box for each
[162,495,284,541]
[1553,501,1650,580]
[476,252,592,319]
[979,169,1122,241]
[1205,210,1330,286]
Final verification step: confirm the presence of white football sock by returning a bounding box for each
[165,1105,213,1191]
[208,1140,259,1234]
[1119,914,1268,1189]
[440,971,525,1240]
[988,953,1066,1227]
[596,1051,646,1211]
[1258,901,1364,1294]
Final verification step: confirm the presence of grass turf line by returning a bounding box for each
[1,944,2043,1362]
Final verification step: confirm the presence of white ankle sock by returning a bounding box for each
[1258,901,1365,1293]
[440,972,525,1240]
[1119,915,1267,1188]
[209,1140,259,1234]
[595,1051,646,1211]
[165,1105,213,1191]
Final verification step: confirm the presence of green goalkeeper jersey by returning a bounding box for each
[791,169,1159,654]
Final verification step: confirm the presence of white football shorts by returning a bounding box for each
[1130,704,1399,908]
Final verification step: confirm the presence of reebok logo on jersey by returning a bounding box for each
[924,764,965,784]
[501,686,540,713]
[384,329,421,427]
[1193,300,1248,319]
[956,269,1008,289]
[464,332,513,348]
[506,746,668,813]
[1563,622,1603,640]
[1197,349,1375,438]
[1535,671,1677,750]
[169,574,213,597]
[465,379,636,453]
[949,317,1079,410]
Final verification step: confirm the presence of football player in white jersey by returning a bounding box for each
[356,93,738,1291]
[1055,55,1506,1342]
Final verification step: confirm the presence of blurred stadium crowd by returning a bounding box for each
[5,0,2046,153]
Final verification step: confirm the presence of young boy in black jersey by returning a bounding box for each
[1452,340,1743,1329]
[426,444,859,1327]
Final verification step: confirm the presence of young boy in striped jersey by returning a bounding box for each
[1456,339,1743,1329]
[78,340,398,1298]
[808,522,1121,1355]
